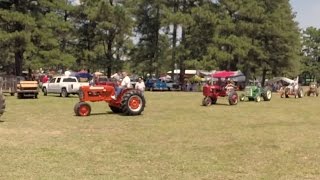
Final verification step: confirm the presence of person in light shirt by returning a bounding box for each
[135,77,145,92]
[112,72,131,99]
[120,72,131,88]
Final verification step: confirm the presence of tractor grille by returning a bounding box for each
[78,90,84,100]
[245,87,252,96]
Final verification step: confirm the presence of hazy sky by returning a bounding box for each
[290,0,320,29]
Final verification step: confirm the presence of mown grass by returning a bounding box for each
[0,91,320,179]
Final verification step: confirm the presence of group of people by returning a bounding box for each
[108,71,146,99]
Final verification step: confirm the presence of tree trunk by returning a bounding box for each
[179,27,186,89]
[154,5,160,78]
[107,39,113,78]
[171,1,178,81]
[261,68,267,87]
[15,50,24,76]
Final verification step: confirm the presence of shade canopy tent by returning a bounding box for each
[211,70,246,82]
[267,77,299,85]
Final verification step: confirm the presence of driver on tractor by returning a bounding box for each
[225,79,236,94]
[114,71,131,99]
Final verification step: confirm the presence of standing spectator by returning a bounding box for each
[135,77,145,92]
[42,75,49,83]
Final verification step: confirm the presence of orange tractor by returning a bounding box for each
[74,85,145,116]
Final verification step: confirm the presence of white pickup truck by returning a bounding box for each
[42,76,89,97]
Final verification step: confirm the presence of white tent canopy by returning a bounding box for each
[167,69,197,75]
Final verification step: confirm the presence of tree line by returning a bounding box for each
[0,0,319,85]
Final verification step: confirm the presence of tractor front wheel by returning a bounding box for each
[255,95,261,102]
[121,90,145,116]
[228,91,238,105]
[74,102,91,116]
[0,94,5,118]
[202,97,212,106]
[262,88,272,101]
[239,94,245,101]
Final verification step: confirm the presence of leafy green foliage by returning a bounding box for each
[302,27,320,79]
[0,0,305,79]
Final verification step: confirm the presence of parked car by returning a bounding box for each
[95,76,117,87]
[42,76,89,97]
[146,78,170,91]
[16,80,39,99]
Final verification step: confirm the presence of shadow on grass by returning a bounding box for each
[73,111,144,117]
[201,103,232,107]
[73,112,122,117]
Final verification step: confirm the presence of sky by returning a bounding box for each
[290,0,320,29]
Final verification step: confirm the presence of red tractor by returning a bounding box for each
[74,85,145,116]
[202,71,242,106]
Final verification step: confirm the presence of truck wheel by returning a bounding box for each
[202,97,212,106]
[43,87,48,96]
[228,91,238,105]
[262,88,272,101]
[74,102,91,116]
[109,105,122,113]
[17,93,23,99]
[121,90,145,115]
[10,93,14,96]
[61,88,69,98]
[0,94,5,118]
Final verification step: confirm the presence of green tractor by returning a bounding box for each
[240,82,272,102]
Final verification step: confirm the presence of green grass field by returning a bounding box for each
[1,91,320,179]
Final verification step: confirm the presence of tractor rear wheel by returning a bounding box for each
[74,102,91,116]
[284,88,290,98]
[109,105,122,113]
[121,90,145,115]
[0,94,5,118]
[228,91,238,105]
[298,88,303,98]
[212,97,217,104]
[262,88,272,101]
[202,97,212,106]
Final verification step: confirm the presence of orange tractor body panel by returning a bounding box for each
[75,84,145,116]
[79,85,116,103]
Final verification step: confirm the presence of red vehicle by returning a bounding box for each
[94,76,117,87]
[202,71,241,106]
[74,85,145,116]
